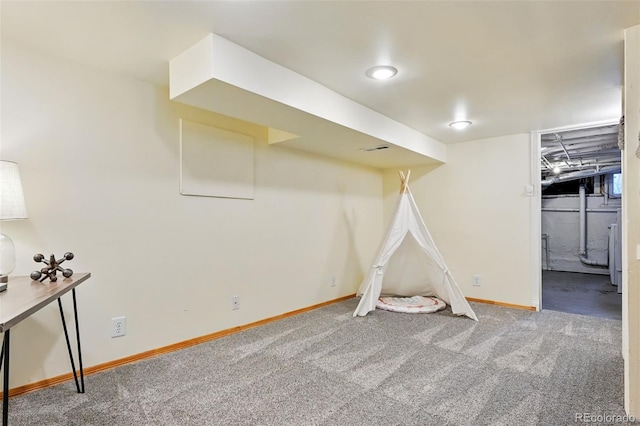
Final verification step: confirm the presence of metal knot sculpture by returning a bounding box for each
[31,252,74,282]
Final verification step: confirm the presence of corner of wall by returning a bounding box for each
[623,23,640,417]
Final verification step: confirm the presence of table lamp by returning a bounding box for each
[0,161,28,291]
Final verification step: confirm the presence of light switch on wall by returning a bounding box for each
[525,185,535,197]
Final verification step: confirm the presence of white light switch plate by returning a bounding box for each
[525,185,535,197]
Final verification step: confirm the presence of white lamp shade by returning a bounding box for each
[0,161,27,220]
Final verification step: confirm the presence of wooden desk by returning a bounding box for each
[0,273,91,425]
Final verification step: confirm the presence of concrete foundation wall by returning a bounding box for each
[541,194,620,275]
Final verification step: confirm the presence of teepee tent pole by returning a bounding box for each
[399,170,411,194]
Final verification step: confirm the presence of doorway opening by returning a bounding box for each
[540,123,622,320]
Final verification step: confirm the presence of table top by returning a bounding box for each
[0,273,91,332]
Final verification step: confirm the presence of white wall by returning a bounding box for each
[623,24,640,417]
[383,133,535,307]
[0,42,383,388]
[541,195,620,274]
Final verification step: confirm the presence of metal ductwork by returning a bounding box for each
[541,165,621,187]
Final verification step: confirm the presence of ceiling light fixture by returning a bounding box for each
[449,120,472,130]
[366,65,398,80]
[553,166,561,174]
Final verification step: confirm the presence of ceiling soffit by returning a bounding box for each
[169,34,446,169]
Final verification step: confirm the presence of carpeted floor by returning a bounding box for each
[5,299,625,425]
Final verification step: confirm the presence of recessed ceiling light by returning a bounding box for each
[449,120,472,130]
[552,166,561,174]
[366,65,398,80]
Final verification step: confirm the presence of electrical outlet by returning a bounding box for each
[330,276,336,287]
[111,316,126,338]
[472,275,481,287]
[231,295,240,310]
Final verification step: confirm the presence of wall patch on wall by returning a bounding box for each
[180,119,255,200]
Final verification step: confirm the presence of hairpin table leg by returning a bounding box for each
[58,295,83,394]
[2,330,10,426]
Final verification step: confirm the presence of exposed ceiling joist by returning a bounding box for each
[540,124,621,185]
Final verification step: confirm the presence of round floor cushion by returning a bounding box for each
[376,295,447,314]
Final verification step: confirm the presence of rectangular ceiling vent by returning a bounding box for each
[362,145,390,152]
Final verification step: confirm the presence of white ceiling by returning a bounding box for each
[2,1,639,145]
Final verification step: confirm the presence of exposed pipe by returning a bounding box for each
[541,234,550,271]
[542,143,620,155]
[541,154,554,170]
[541,208,619,213]
[555,133,572,162]
[578,184,608,267]
[541,165,621,187]
[579,185,586,255]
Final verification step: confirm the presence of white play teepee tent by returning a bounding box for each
[353,171,478,321]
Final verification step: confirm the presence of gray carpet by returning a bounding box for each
[5,299,625,425]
